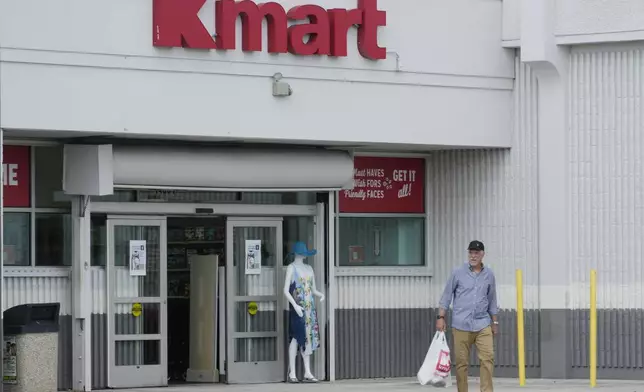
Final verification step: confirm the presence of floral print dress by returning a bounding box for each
[288,263,320,355]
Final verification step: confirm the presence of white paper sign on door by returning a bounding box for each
[129,240,147,276]
[245,240,262,275]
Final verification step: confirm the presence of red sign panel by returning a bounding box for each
[3,146,31,207]
[339,156,425,213]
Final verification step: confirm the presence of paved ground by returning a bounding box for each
[114,378,644,392]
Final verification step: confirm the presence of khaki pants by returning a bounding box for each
[452,327,494,392]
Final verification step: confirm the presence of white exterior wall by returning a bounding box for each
[508,0,644,313]
[3,270,71,315]
[428,55,539,312]
[568,44,644,311]
[0,0,514,149]
[336,55,539,312]
[508,0,644,377]
[503,0,644,46]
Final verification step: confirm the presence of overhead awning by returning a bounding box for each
[63,144,354,195]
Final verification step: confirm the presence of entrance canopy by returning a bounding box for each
[63,144,354,195]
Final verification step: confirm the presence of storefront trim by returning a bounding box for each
[334,266,432,277]
[502,39,521,48]
[91,202,317,216]
[556,31,644,45]
[118,185,349,192]
[351,151,432,158]
[2,138,61,146]
[3,266,70,278]
[338,213,426,218]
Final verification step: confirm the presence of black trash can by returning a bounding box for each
[2,303,60,392]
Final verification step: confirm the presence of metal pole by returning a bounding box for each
[515,269,525,386]
[327,192,336,382]
[590,269,597,388]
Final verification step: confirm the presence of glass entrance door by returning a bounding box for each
[226,218,284,384]
[107,217,168,388]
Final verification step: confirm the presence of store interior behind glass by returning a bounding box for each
[166,216,225,383]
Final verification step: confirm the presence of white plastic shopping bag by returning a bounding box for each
[417,331,452,387]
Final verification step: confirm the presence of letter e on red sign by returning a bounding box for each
[3,146,30,207]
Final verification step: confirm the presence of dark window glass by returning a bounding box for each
[3,212,30,266]
[35,213,71,266]
[34,146,68,208]
[338,217,425,267]
[91,215,107,266]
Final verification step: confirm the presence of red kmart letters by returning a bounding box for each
[152,0,386,60]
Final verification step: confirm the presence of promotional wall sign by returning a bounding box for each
[153,0,387,60]
[3,145,30,208]
[339,156,425,213]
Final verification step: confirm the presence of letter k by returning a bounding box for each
[153,0,216,49]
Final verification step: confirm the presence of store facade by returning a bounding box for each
[2,0,644,390]
[0,0,512,389]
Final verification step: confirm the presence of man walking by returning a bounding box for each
[436,240,499,392]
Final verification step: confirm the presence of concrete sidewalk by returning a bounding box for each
[114,378,644,392]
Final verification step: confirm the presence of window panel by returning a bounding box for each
[35,213,71,266]
[91,215,107,266]
[338,216,425,267]
[283,216,314,266]
[34,146,68,208]
[3,212,30,266]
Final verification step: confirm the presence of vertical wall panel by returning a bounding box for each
[3,273,71,313]
[90,268,108,389]
[429,54,539,310]
[568,45,644,374]
[335,53,540,379]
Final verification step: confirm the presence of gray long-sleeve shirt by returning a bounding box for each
[439,262,499,332]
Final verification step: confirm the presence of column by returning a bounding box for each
[71,196,92,390]
[520,0,572,379]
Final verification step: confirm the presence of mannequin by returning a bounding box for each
[283,242,325,383]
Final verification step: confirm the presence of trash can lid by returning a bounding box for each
[3,303,60,335]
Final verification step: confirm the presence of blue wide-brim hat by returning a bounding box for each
[292,241,317,257]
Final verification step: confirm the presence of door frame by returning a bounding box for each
[225,217,284,384]
[313,202,327,380]
[106,216,168,388]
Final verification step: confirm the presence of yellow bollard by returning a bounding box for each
[516,269,526,386]
[590,269,597,388]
